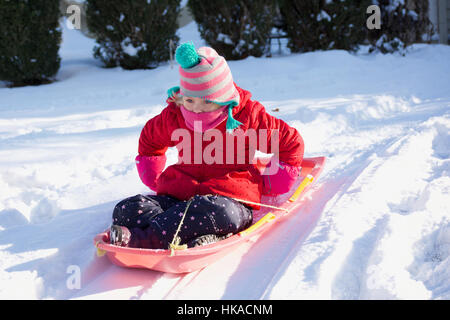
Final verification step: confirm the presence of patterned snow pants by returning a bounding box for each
[112,194,253,249]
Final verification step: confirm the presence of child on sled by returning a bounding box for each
[109,42,304,249]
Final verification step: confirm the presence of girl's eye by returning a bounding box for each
[205,100,212,104]
[186,99,193,103]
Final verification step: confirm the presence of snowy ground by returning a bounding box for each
[0,20,449,300]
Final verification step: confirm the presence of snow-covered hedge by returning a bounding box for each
[0,0,62,86]
[278,0,371,53]
[368,0,434,54]
[85,0,181,69]
[187,0,276,60]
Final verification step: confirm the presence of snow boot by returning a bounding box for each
[109,225,131,247]
[187,233,233,248]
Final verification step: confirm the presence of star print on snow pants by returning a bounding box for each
[112,194,253,249]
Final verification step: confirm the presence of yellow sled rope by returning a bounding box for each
[169,198,192,256]
[238,174,315,237]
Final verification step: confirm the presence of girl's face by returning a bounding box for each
[182,96,222,113]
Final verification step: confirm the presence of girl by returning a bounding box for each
[109,43,304,249]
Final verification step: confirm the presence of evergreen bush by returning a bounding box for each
[85,0,181,69]
[187,0,276,60]
[0,0,62,87]
[368,0,434,54]
[278,0,370,53]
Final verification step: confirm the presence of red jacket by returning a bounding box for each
[138,85,304,209]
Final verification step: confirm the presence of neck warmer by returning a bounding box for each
[180,105,228,133]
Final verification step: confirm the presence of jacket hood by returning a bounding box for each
[232,83,252,117]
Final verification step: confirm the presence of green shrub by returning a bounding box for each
[278,0,370,53]
[368,0,434,54]
[0,0,61,87]
[85,0,181,69]
[188,0,276,60]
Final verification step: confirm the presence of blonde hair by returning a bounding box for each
[169,92,184,107]
[175,95,184,106]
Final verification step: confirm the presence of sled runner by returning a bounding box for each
[94,156,325,273]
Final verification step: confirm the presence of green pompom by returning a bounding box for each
[175,42,200,69]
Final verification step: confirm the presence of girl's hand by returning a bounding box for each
[136,154,167,191]
[261,159,300,196]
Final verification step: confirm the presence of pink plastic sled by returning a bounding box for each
[94,157,326,273]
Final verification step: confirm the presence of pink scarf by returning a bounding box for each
[180,105,228,133]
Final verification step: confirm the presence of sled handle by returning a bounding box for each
[238,212,276,237]
[289,174,314,202]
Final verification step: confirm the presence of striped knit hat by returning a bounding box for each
[168,42,242,132]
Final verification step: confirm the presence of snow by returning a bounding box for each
[317,10,331,22]
[386,0,405,12]
[0,20,449,300]
[217,33,233,45]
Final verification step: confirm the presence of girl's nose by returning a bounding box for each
[192,103,204,113]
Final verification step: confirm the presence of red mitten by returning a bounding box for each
[135,154,167,191]
[261,158,300,196]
